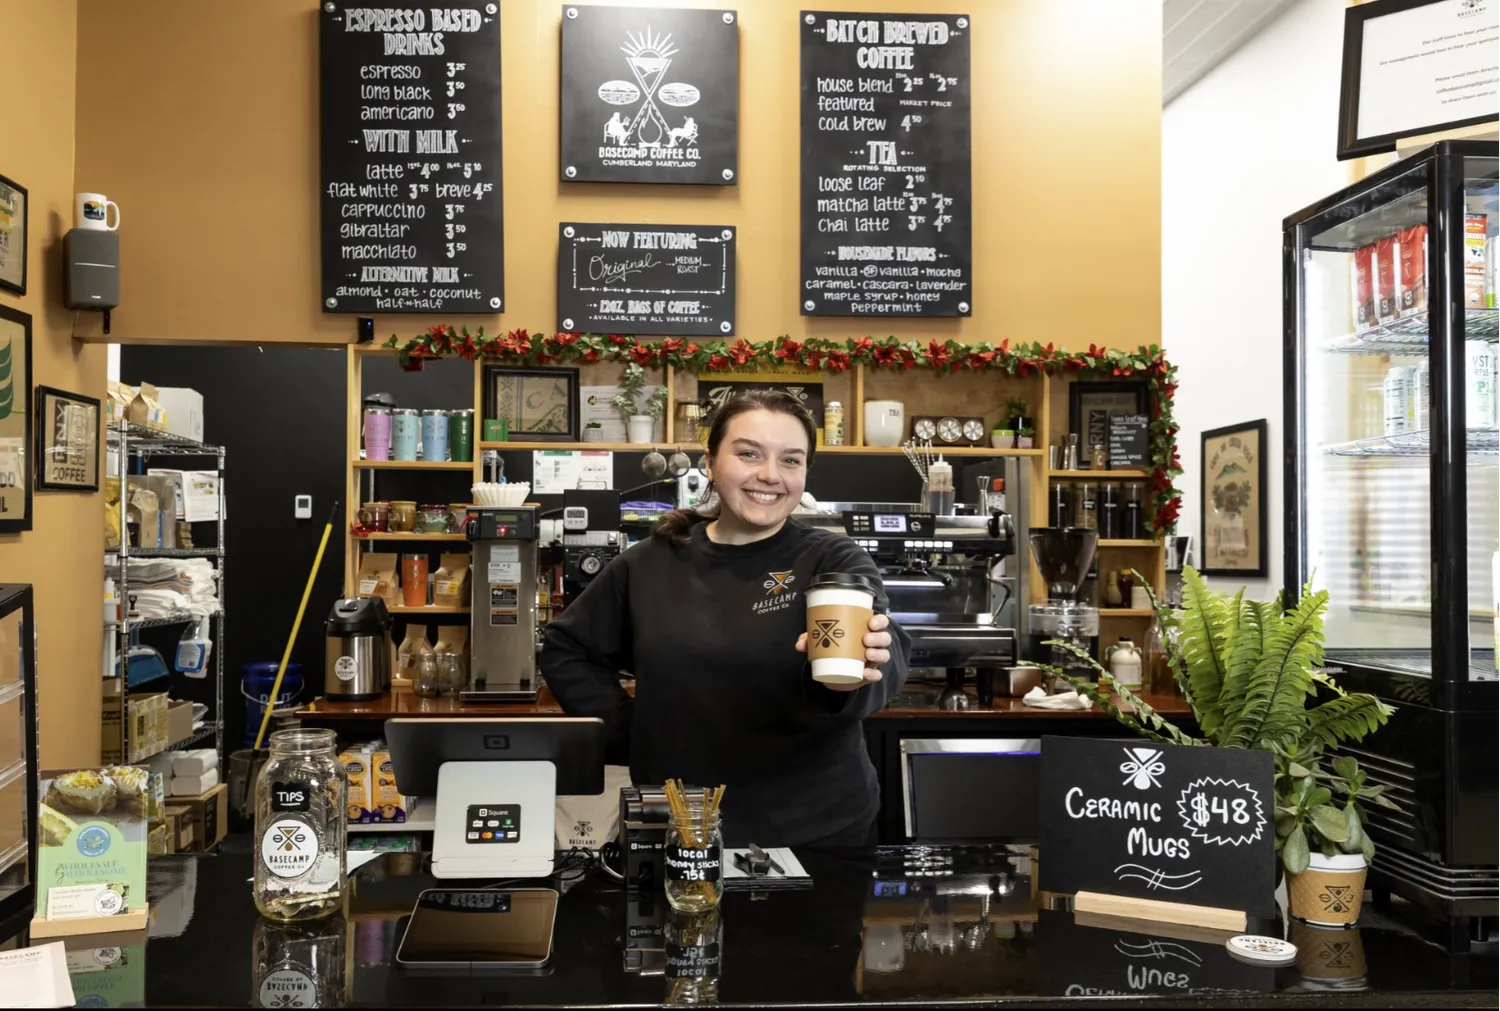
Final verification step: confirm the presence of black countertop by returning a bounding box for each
[67,843,1496,1008]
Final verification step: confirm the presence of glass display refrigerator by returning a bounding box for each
[1284,140,1497,948]
[0,584,38,940]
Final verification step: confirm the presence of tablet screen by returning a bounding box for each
[397,889,556,966]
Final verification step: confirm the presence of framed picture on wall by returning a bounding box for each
[1068,381,1148,463]
[0,174,27,296]
[482,366,580,442]
[1201,419,1268,578]
[0,305,33,532]
[35,386,101,492]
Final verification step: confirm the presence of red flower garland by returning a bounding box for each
[385,327,1184,535]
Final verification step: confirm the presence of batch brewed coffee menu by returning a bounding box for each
[799,12,972,317]
[320,3,504,314]
[1039,736,1275,917]
[557,223,736,335]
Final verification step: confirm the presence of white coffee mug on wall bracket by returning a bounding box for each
[76,193,120,231]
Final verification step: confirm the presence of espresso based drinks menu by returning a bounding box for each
[799,12,972,317]
[320,2,504,314]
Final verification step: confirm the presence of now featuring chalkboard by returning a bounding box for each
[1039,736,1275,918]
[1109,415,1151,469]
[560,5,739,185]
[557,223,735,336]
[320,1,504,314]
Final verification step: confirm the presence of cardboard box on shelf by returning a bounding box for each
[128,383,168,433]
[177,783,227,852]
[340,748,373,823]
[101,680,124,764]
[154,387,204,443]
[165,700,193,746]
[147,822,170,856]
[127,693,169,763]
[164,803,193,852]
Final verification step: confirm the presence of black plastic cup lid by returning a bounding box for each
[808,573,878,594]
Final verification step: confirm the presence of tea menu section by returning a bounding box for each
[799,12,973,317]
[1039,736,1277,918]
[319,2,505,314]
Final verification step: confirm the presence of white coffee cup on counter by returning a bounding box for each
[76,192,121,231]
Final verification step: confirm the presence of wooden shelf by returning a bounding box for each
[387,605,470,615]
[1047,469,1150,479]
[479,440,686,452]
[356,532,468,542]
[1099,608,1155,617]
[820,445,1044,457]
[1097,539,1160,548]
[353,460,475,470]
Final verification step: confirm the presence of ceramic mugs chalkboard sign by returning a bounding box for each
[560,6,739,185]
[1039,736,1276,918]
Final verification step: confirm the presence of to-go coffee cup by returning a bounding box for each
[805,573,878,685]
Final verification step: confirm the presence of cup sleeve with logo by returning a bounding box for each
[801,535,910,720]
[539,552,635,765]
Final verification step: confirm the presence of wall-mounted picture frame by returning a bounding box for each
[35,386,101,492]
[1201,419,1268,578]
[482,366,580,443]
[0,174,27,296]
[0,305,33,532]
[1068,381,1148,464]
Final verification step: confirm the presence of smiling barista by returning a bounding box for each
[541,390,910,847]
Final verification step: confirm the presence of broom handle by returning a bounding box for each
[253,503,339,751]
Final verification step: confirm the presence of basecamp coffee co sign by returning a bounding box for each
[1039,736,1275,917]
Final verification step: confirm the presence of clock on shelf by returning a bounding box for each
[910,415,987,447]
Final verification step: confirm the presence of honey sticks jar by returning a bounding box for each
[663,780,726,912]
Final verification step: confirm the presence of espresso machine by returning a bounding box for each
[560,489,624,607]
[464,505,542,702]
[1026,527,1100,682]
[804,500,1019,708]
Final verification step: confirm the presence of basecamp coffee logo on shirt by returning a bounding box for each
[754,570,799,615]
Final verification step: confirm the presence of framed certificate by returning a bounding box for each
[1337,0,1500,160]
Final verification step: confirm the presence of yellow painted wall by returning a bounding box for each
[2,0,106,767]
[74,0,1161,351]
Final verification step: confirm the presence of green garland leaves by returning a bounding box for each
[386,325,1184,534]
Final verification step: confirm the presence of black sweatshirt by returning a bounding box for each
[540,519,910,847]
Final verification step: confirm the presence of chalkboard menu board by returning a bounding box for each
[1039,736,1275,917]
[1037,910,1274,998]
[1109,415,1151,468]
[557,223,736,335]
[799,12,972,317]
[320,2,504,314]
[560,5,739,185]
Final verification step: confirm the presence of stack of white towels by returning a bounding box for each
[127,558,220,618]
[150,748,219,798]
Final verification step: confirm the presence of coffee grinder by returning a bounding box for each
[464,505,542,703]
[1027,527,1100,683]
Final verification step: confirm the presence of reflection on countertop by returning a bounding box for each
[93,844,1499,1008]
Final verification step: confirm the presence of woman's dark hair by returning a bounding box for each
[653,389,818,546]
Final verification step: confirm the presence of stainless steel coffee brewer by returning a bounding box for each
[464,505,542,702]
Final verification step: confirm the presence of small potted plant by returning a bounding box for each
[1016,424,1035,450]
[990,426,1016,450]
[582,421,605,443]
[1004,397,1032,435]
[613,362,655,444]
[646,385,668,441]
[1275,748,1395,926]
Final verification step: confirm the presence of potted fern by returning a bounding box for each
[1037,567,1397,925]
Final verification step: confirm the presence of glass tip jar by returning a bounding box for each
[663,794,724,913]
[254,728,347,922]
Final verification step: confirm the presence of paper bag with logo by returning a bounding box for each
[128,383,168,433]
[555,765,633,851]
[356,553,400,607]
[433,554,470,608]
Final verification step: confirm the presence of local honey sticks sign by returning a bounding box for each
[1039,736,1276,919]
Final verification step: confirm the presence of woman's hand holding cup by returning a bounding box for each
[795,612,891,691]
[798,574,885,691]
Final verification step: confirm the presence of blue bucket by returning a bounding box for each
[242,662,304,747]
